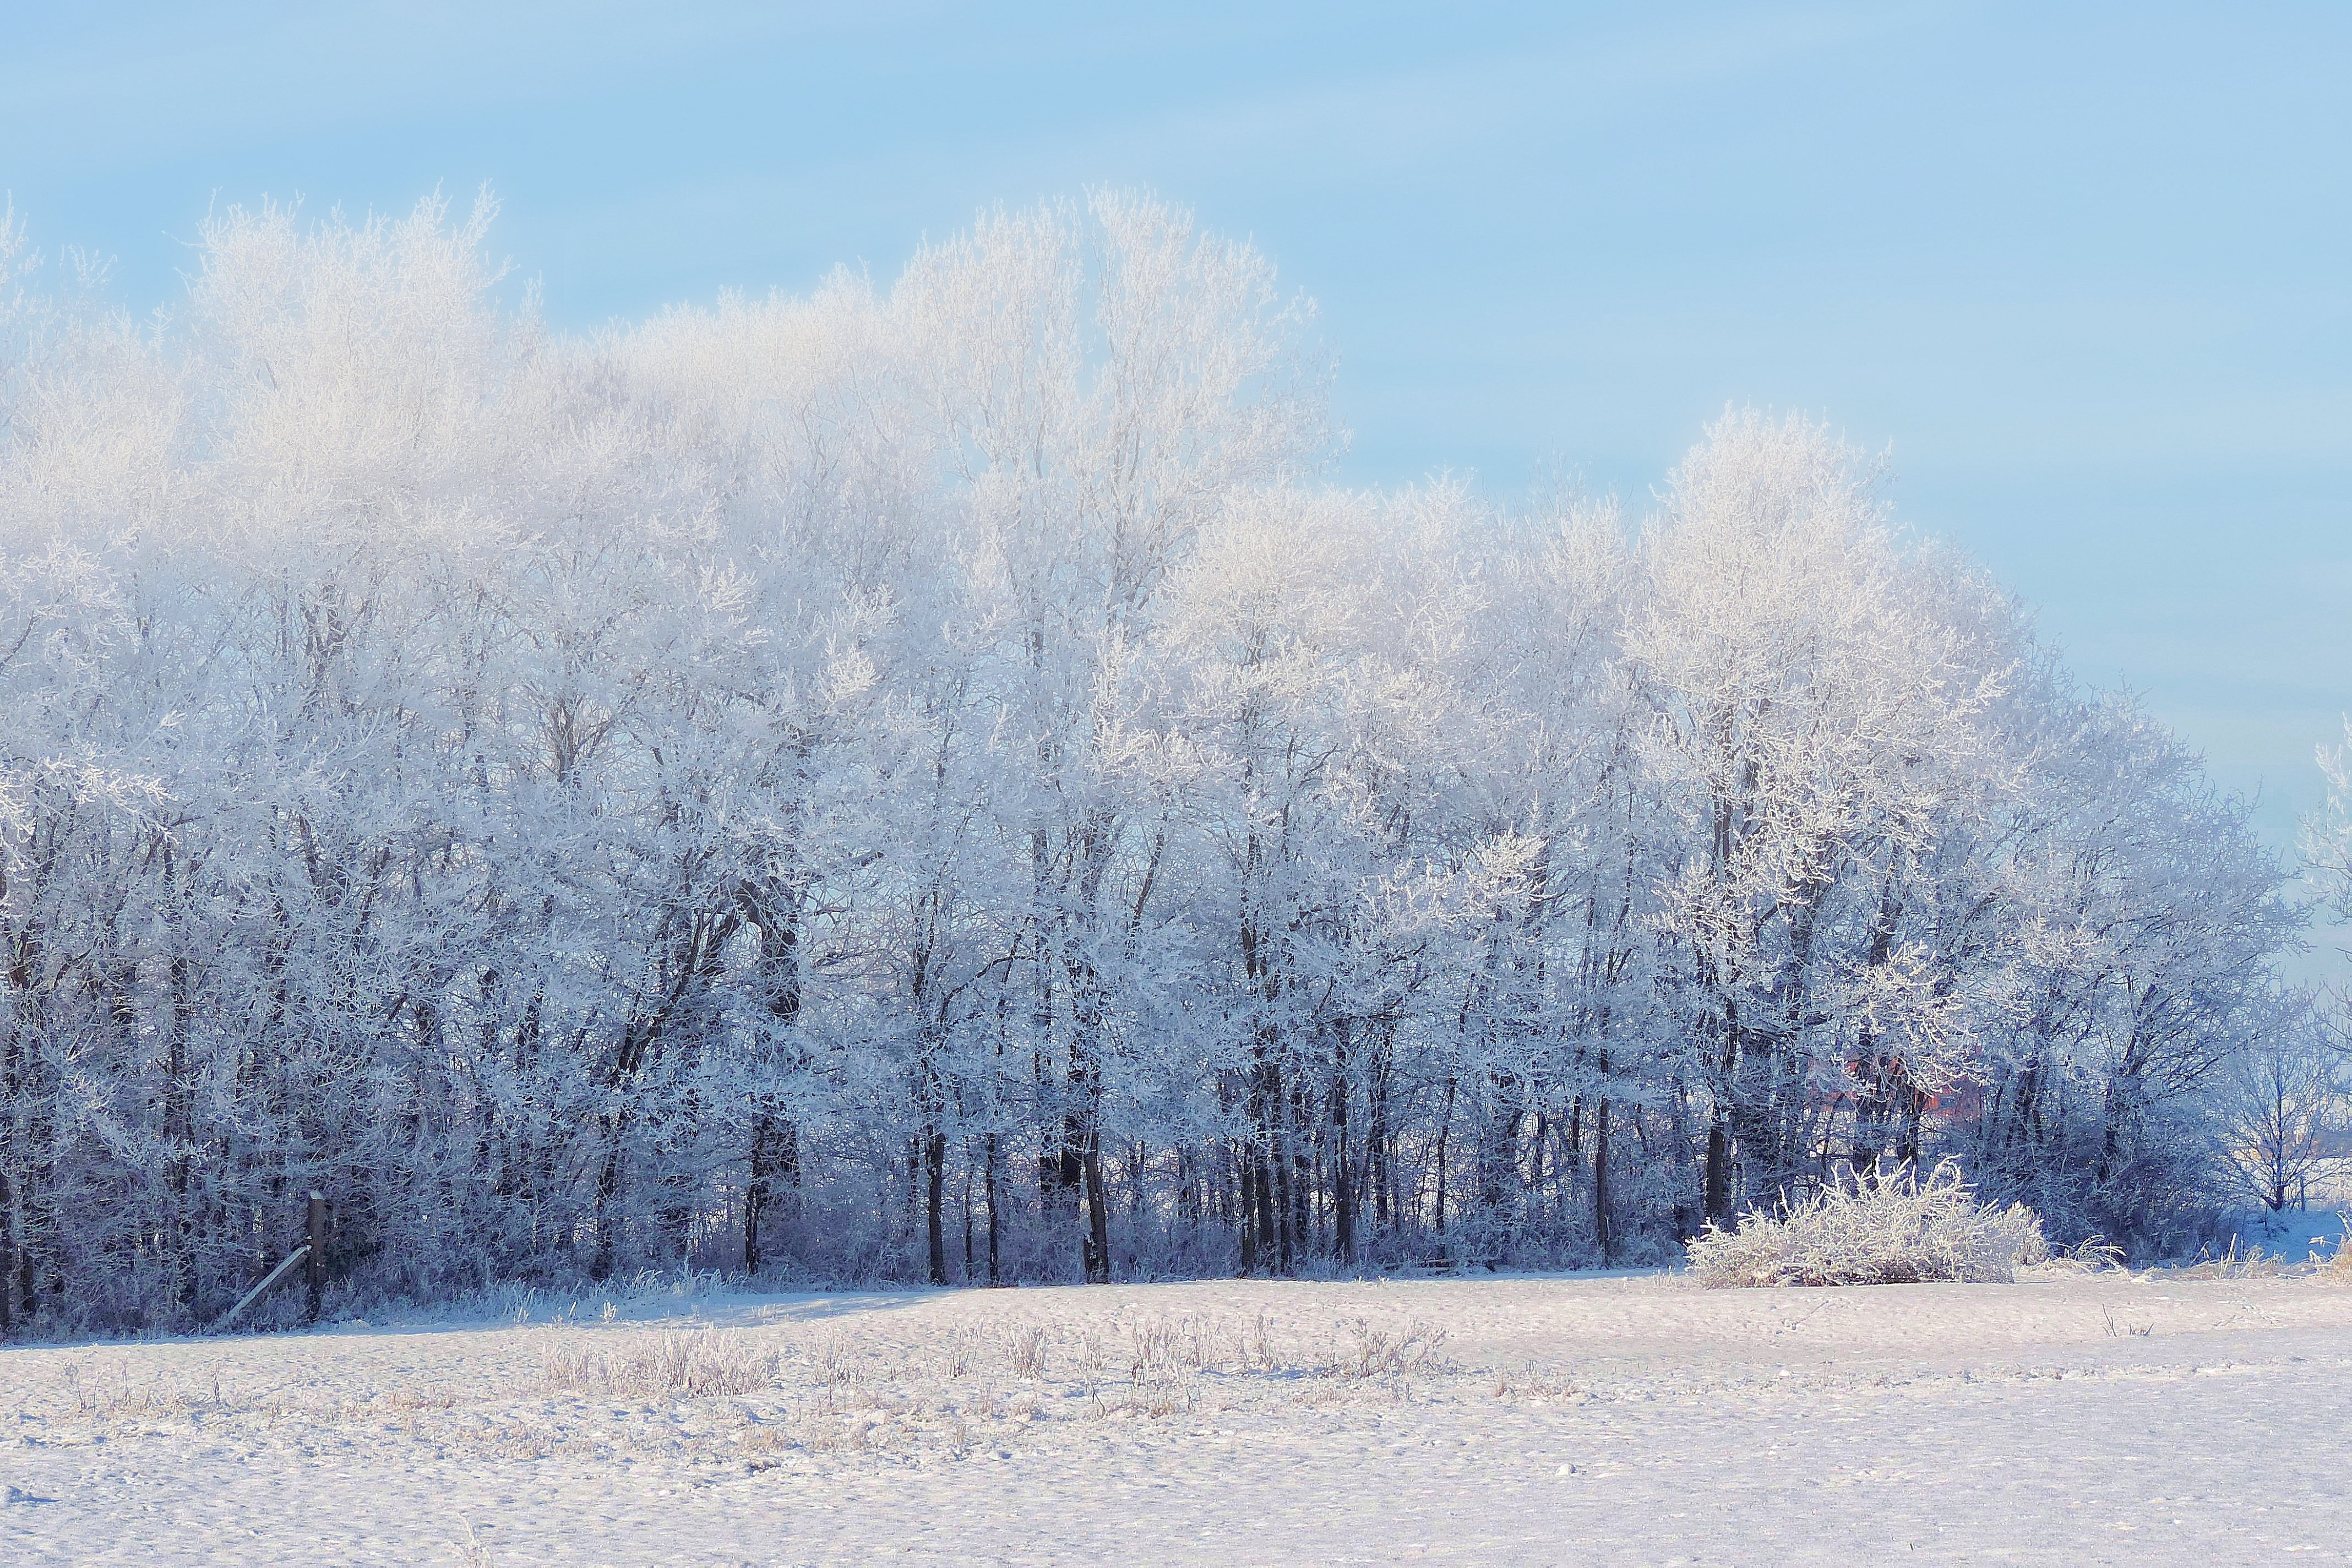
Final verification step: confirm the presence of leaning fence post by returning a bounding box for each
[306,1191,326,1324]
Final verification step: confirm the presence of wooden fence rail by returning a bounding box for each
[211,1191,330,1334]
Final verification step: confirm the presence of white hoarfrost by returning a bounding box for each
[1685,1162,2051,1287]
[7,1272,2352,1565]
[0,188,2312,1331]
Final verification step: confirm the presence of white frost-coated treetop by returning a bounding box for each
[0,190,2297,1331]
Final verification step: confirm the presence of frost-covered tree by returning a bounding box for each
[2212,998,2343,1213]
[0,190,2302,1334]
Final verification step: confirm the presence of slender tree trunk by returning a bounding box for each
[1593,1096,1613,1264]
[591,1112,627,1282]
[1702,1116,1730,1227]
[1433,1076,1457,1250]
[165,949,196,1314]
[1082,1145,1110,1284]
[744,1113,774,1275]
[1289,1082,1313,1264]
[0,1168,13,1338]
[1238,1149,1259,1276]
[1704,1004,1739,1226]
[924,1127,948,1286]
[983,1131,1001,1286]
[961,1144,974,1282]
[1253,1145,1277,1273]
[1331,1051,1355,1264]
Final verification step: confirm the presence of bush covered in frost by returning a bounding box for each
[1686,1162,2049,1287]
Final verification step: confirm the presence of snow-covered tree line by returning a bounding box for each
[0,192,2299,1329]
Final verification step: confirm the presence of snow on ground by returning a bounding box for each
[2224,1207,2349,1262]
[6,1269,2352,1566]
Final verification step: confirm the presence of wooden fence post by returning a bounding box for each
[305,1191,326,1324]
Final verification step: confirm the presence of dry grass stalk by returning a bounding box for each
[540,1329,775,1398]
[2175,1238,2294,1281]
[1003,1324,1049,1380]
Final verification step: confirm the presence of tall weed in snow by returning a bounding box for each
[1686,1162,2048,1287]
[1321,1317,1450,1380]
[2174,1238,2295,1280]
[540,1329,776,1397]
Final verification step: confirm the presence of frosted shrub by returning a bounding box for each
[1686,1162,2049,1287]
[1323,1317,1450,1380]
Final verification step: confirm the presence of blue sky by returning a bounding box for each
[6,1,2348,875]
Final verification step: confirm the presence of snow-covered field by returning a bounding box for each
[7,1270,2351,1566]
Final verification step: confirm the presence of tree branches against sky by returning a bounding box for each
[4,1,2346,881]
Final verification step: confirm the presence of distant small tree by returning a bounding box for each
[2214,1001,2344,1211]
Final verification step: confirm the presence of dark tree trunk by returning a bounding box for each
[1238,1150,1259,1276]
[961,1145,974,1282]
[0,1169,13,1337]
[983,1131,1001,1285]
[1331,1054,1355,1264]
[305,1190,328,1323]
[1253,1146,1277,1272]
[924,1128,948,1286]
[1082,1145,1110,1284]
[1593,1097,1613,1264]
[1703,1115,1731,1227]
[1433,1076,1457,1249]
[1289,1084,1313,1264]
[744,1113,775,1275]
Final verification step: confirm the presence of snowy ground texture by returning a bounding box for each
[7,1269,2352,1566]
